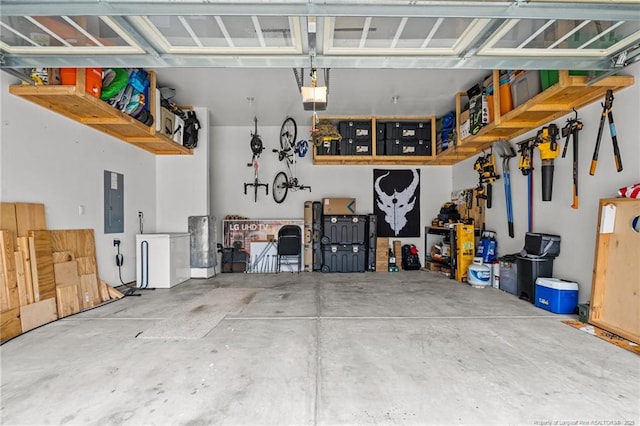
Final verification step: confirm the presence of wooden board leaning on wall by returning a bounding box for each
[0,202,124,343]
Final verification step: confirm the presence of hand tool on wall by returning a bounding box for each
[561,109,583,209]
[494,140,517,238]
[516,136,537,232]
[590,89,623,175]
[537,123,560,201]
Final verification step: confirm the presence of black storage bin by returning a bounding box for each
[516,256,553,303]
[524,232,560,257]
[385,139,402,155]
[221,248,249,273]
[339,121,372,156]
[316,140,338,155]
[499,254,518,295]
[401,140,419,155]
[386,122,419,140]
[376,122,386,155]
[321,215,367,244]
[415,121,431,141]
[321,243,366,273]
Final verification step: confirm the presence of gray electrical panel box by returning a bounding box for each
[104,170,124,234]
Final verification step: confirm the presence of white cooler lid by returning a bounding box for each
[535,277,578,291]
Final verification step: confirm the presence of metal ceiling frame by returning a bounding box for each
[1,0,639,70]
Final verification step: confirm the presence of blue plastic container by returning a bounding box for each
[535,278,579,314]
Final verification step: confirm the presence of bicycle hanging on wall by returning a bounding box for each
[244,116,269,202]
[272,117,311,204]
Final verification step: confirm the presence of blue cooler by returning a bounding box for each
[535,278,578,314]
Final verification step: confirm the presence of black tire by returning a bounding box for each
[320,236,330,245]
[280,117,297,152]
[273,171,289,204]
[321,265,330,273]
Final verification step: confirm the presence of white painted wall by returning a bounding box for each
[210,123,452,260]
[156,107,210,232]
[0,73,157,286]
[453,62,640,302]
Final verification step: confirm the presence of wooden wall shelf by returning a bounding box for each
[312,115,436,165]
[9,69,192,156]
[428,70,635,165]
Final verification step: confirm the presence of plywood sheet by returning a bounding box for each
[56,284,81,318]
[15,203,46,237]
[20,298,58,332]
[0,203,18,238]
[1,307,21,342]
[53,261,80,287]
[14,251,31,306]
[52,251,75,263]
[80,274,100,308]
[590,198,640,344]
[50,229,96,257]
[16,237,34,304]
[0,230,19,311]
[76,256,97,275]
[28,231,56,302]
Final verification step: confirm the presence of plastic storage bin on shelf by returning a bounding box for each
[535,278,579,314]
[511,71,542,108]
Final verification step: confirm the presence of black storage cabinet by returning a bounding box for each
[321,243,366,272]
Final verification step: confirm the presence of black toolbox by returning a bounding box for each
[339,121,372,155]
[321,215,367,244]
[321,243,366,273]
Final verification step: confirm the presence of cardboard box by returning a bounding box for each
[322,198,356,215]
[535,278,578,314]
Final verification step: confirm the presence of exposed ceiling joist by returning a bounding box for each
[1,1,639,22]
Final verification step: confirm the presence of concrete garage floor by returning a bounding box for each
[1,271,638,425]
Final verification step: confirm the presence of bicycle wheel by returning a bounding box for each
[273,171,289,204]
[280,117,297,152]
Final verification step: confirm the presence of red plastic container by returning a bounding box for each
[60,68,103,98]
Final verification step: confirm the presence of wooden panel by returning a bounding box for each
[50,229,96,257]
[1,307,21,342]
[16,237,35,304]
[0,230,19,311]
[105,281,124,300]
[52,251,75,263]
[28,231,56,301]
[56,284,81,318]
[15,203,46,237]
[590,198,640,344]
[14,251,30,306]
[0,203,18,239]
[53,261,80,287]
[80,274,100,308]
[375,237,389,272]
[76,256,97,275]
[17,237,36,303]
[20,298,58,332]
[98,280,110,302]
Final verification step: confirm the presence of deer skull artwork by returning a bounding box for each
[374,169,420,236]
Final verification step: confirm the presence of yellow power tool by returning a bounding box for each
[536,124,560,201]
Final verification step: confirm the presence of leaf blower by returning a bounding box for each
[537,124,560,202]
